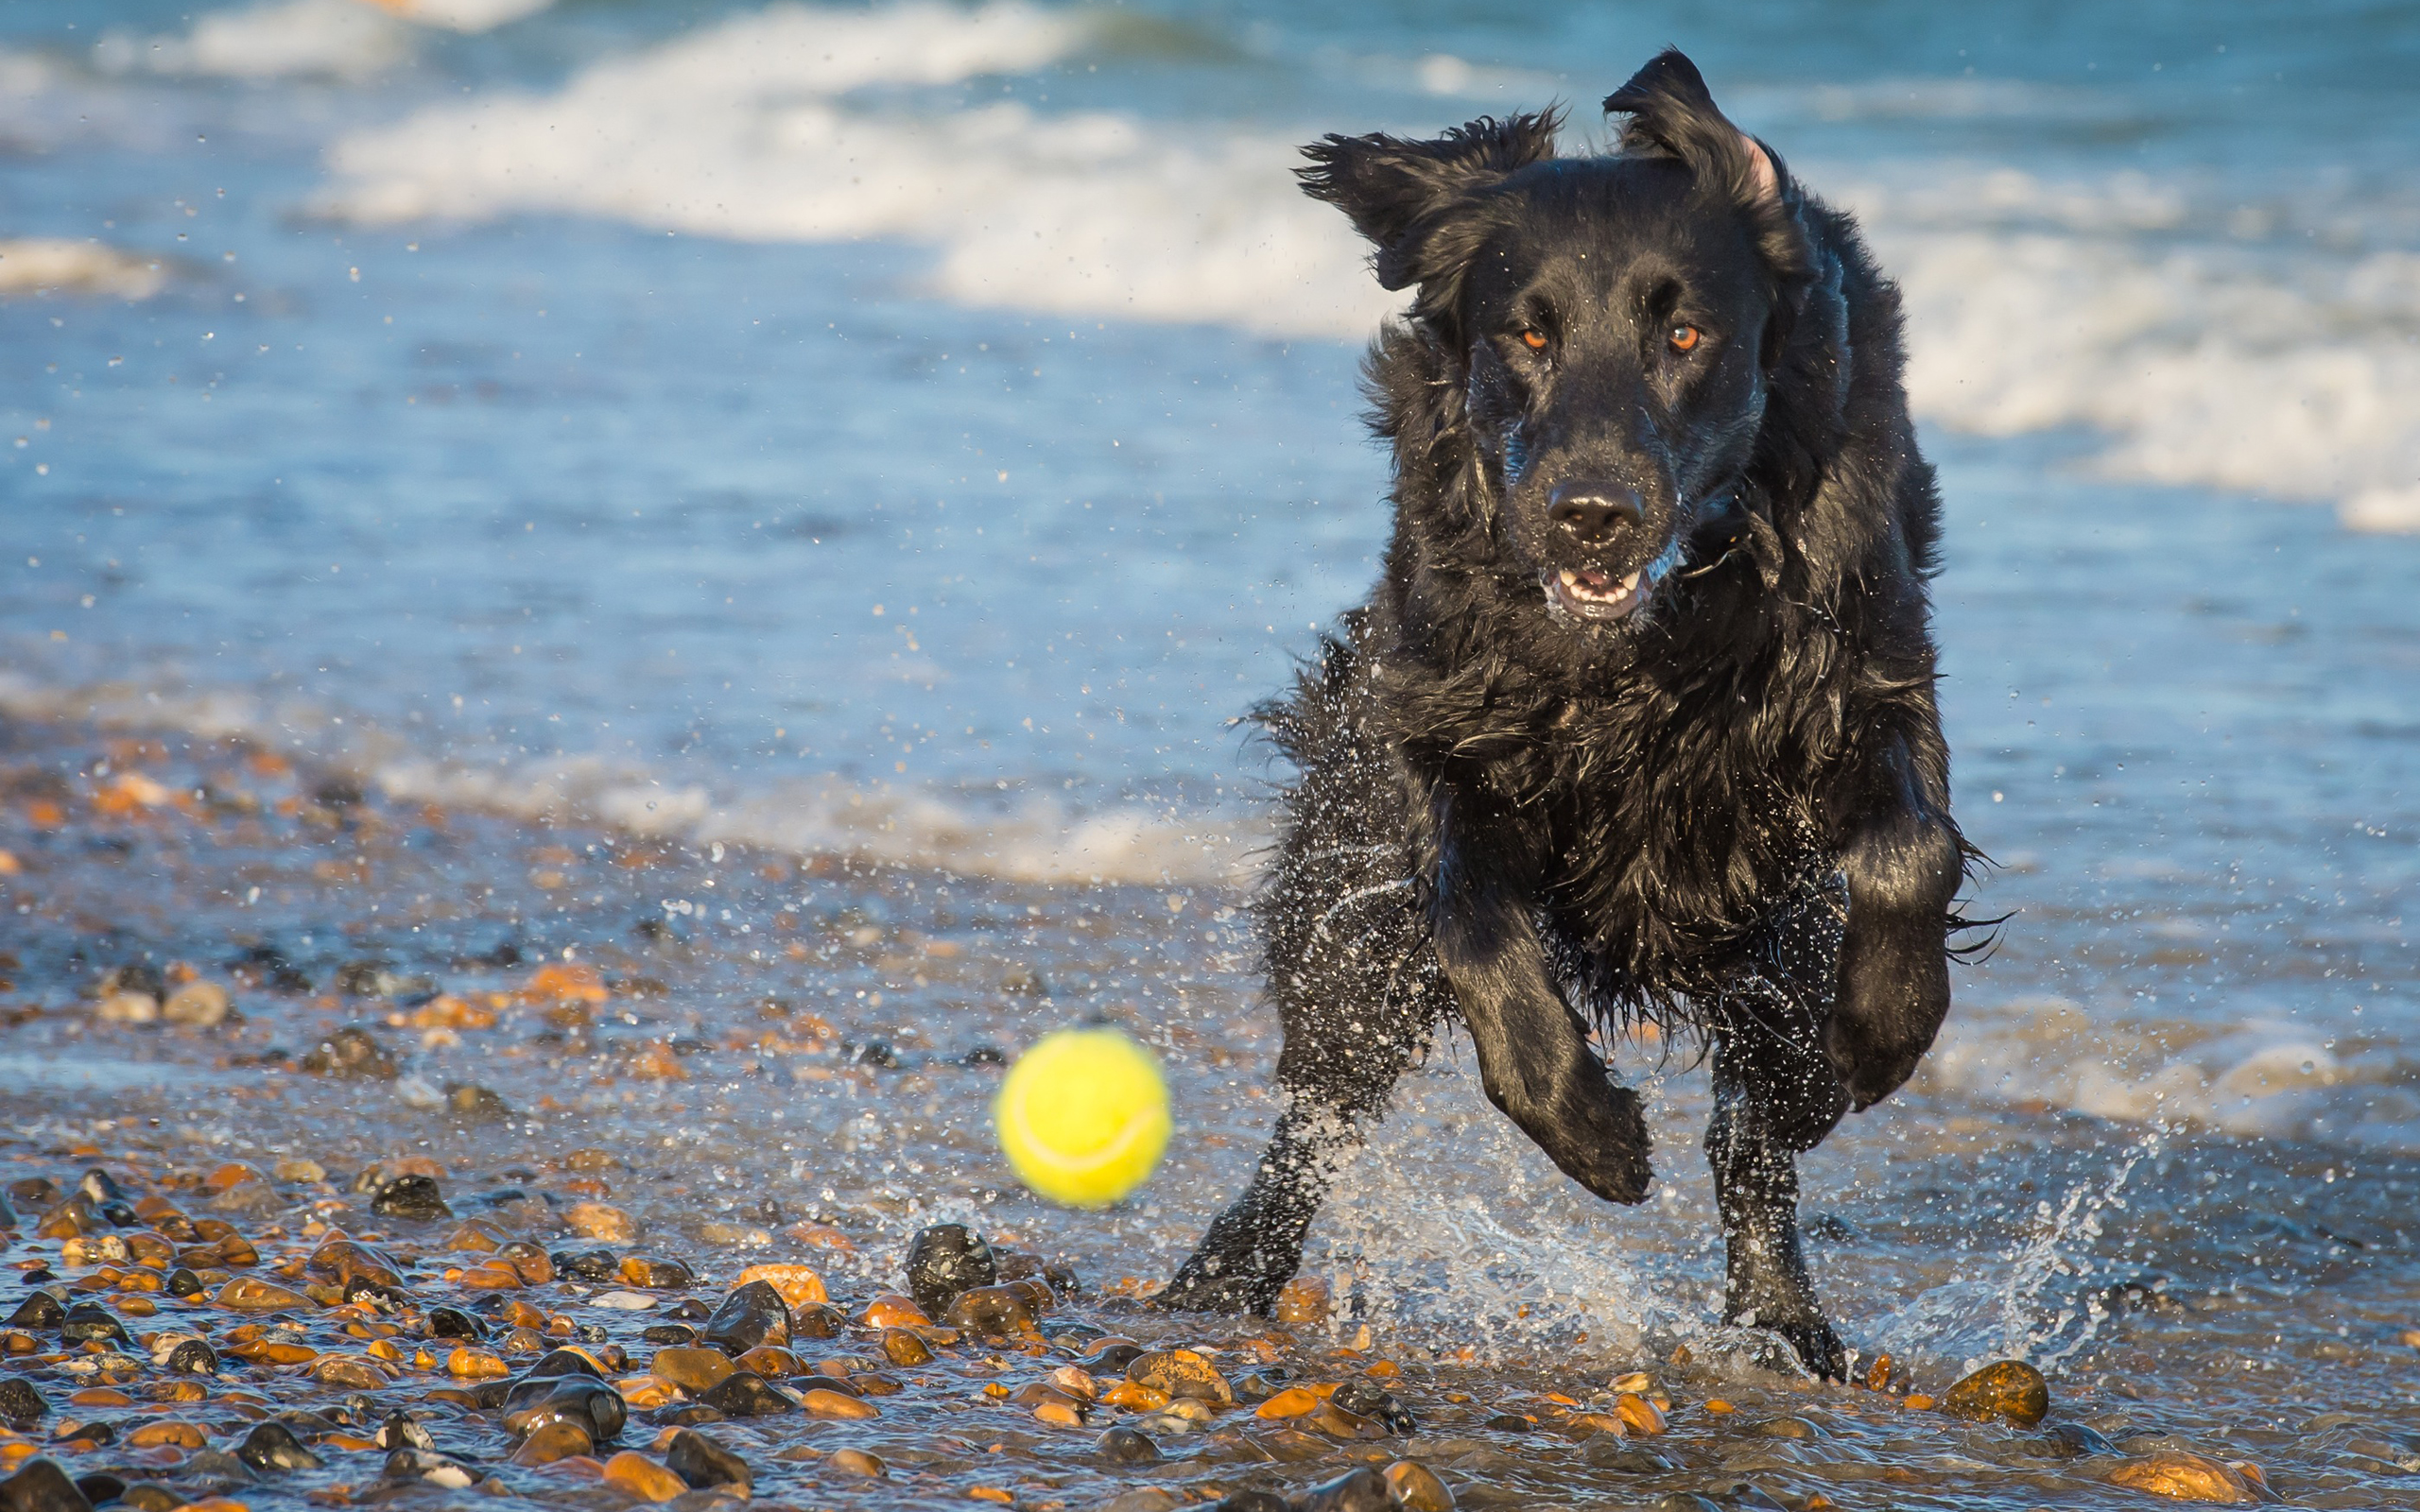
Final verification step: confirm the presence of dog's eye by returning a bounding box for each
[1516,328,1549,352]
[1667,324,1703,353]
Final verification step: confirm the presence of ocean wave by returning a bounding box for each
[308,3,2420,527]
[0,671,1255,888]
[94,0,551,81]
[1917,995,2420,1152]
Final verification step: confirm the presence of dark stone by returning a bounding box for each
[1211,1493,1289,1512]
[622,1256,693,1288]
[961,1044,1008,1066]
[666,1429,752,1494]
[1331,1379,1415,1435]
[641,1324,700,1348]
[376,1414,435,1452]
[443,1084,512,1123]
[662,1297,710,1322]
[1077,1340,1147,1375]
[701,1280,790,1353]
[697,1373,795,1418]
[74,1171,128,1208]
[0,1457,94,1512]
[164,1270,203,1300]
[59,1306,129,1347]
[234,1421,323,1473]
[845,1039,901,1069]
[4,1294,63,1332]
[0,1379,46,1427]
[119,1485,179,1512]
[34,1199,98,1238]
[334,961,436,1000]
[942,1284,1033,1335]
[424,1306,486,1340]
[790,1303,844,1340]
[175,1450,253,1495]
[1482,1413,1530,1433]
[1233,1369,1289,1404]
[1583,1435,1670,1471]
[299,1025,399,1078]
[164,1340,218,1376]
[4,1180,60,1211]
[1296,1470,1395,1512]
[2047,1421,2118,1457]
[370,1174,451,1222]
[96,1201,140,1229]
[903,1223,995,1316]
[501,1378,626,1442]
[68,1475,120,1510]
[552,1249,619,1282]
[378,1449,476,1488]
[521,1349,605,1381]
[1095,1426,1160,1464]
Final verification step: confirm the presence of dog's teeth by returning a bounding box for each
[1621,571,1641,591]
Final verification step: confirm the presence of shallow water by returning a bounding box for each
[3,0,2420,1506]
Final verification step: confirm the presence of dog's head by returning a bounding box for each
[1304,50,1817,628]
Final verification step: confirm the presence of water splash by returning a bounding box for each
[1994,1123,2165,1373]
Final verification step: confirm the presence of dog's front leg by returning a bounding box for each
[1426,785,1651,1205]
[1824,730,1963,1110]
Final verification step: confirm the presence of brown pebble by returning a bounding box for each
[880,1328,932,1367]
[1614,1393,1666,1435]
[1384,1459,1455,1512]
[734,1263,826,1308]
[737,1347,801,1378]
[1255,1386,1321,1420]
[1941,1360,2050,1427]
[214,1278,312,1313]
[602,1450,688,1503]
[801,1387,879,1420]
[942,1284,1035,1335]
[564,1202,638,1244]
[857,1294,930,1329]
[511,1420,594,1466]
[2107,1452,2256,1503]
[1564,1412,1627,1438]
[309,1355,390,1390]
[1127,1349,1233,1405]
[1101,1379,1171,1413]
[446,1347,511,1380]
[648,1348,735,1394]
[828,1448,886,1478]
[1274,1274,1332,1325]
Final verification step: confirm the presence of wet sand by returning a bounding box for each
[3,715,2419,1512]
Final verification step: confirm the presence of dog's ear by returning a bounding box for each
[1604,50,1814,365]
[1299,112,1561,297]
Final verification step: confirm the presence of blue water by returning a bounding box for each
[4,0,2418,1132]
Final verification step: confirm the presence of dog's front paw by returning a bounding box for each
[1159,1252,1282,1314]
[1556,1079,1653,1205]
[1771,1313,1846,1383]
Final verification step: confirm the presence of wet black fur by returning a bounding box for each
[1164,51,1977,1378]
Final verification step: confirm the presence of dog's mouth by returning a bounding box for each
[1547,565,1646,620]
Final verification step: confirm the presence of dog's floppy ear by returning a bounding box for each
[1299,112,1561,299]
[1605,49,1814,365]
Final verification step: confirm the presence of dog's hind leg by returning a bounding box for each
[1161,875,1442,1314]
[1705,886,1852,1380]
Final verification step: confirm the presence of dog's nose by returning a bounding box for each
[1547,482,1644,545]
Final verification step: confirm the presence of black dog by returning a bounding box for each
[1163,50,1974,1378]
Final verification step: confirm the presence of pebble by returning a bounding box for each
[650,1348,736,1393]
[858,1293,931,1329]
[213,1279,311,1313]
[1097,1426,1162,1464]
[1297,1466,1399,1511]
[699,1372,797,1418]
[944,1282,1037,1335]
[800,1385,879,1420]
[602,1450,688,1503]
[827,1448,886,1479]
[0,1457,89,1512]
[2106,1452,2256,1503]
[161,980,231,1027]
[1127,1349,1235,1405]
[300,1024,399,1078]
[702,1280,792,1352]
[235,1420,323,1472]
[666,1428,753,1494]
[904,1223,996,1315]
[1384,1459,1455,1511]
[565,1202,639,1243]
[510,1420,595,1466]
[1615,1392,1668,1435]
[371,1173,452,1221]
[733,1262,826,1308]
[1275,1274,1333,1325]
[1941,1360,2051,1427]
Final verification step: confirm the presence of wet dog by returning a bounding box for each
[1162,50,1975,1378]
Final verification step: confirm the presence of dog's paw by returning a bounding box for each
[1158,1255,1280,1315]
[1771,1314,1847,1383]
[1555,1079,1654,1206]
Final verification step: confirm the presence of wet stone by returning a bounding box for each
[510,1419,595,1466]
[943,1282,1035,1335]
[163,1339,217,1376]
[425,1305,486,1340]
[666,1428,752,1494]
[642,1323,700,1347]
[1127,1349,1234,1405]
[1334,1379,1416,1435]
[0,1377,47,1426]
[163,1268,203,1299]
[653,1348,737,1393]
[554,1248,622,1281]
[4,1294,63,1332]
[702,1280,791,1353]
[235,1420,324,1472]
[2048,1421,2119,1457]
[1383,1460,1456,1512]
[699,1372,797,1418]
[621,1255,696,1289]
[0,1458,91,1512]
[299,1024,400,1078]
[2107,1452,2256,1503]
[1096,1425,1161,1464]
[904,1223,996,1316]
[1297,1469,1398,1512]
[371,1173,452,1221]
[180,1449,255,1493]
[1941,1359,2051,1427]
[59,1305,130,1347]
[444,1082,512,1122]
[603,1450,688,1503]
[505,1378,628,1442]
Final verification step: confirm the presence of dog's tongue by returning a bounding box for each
[1572,568,1614,593]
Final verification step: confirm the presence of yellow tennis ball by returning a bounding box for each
[994,1027,1170,1209]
